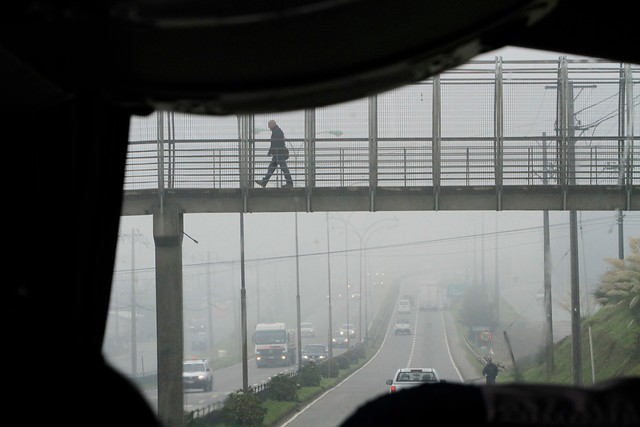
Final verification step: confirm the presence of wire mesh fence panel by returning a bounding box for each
[123,59,639,192]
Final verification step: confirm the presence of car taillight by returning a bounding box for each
[390,385,397,393]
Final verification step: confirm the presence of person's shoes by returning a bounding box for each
[255,179,267,188]
[282,182,294,188]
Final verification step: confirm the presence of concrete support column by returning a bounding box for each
[153,204,185,427]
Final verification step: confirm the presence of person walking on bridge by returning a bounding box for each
[255,120,294,188]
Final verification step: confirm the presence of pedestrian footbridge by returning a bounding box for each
[121,57,639,215]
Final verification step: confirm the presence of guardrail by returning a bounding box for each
[124,59,638,193]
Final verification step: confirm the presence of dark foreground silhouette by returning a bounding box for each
[340,378,640,427]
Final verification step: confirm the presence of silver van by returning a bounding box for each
[397,299,411,314]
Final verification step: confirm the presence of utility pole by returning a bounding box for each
[569,209,582,386]
[564,74,582,386]
[295,212,302,371]
[481,213,485,288]
[119,228,146,375]
[345,221,350,348]
[207,252,215,359]
[130,228,137,374]
[494,214,500,324]
[542,132,554,375]
[326,213,334,373]
[239,213,248,391]
[616,63,628,261]
[617,211,625,260]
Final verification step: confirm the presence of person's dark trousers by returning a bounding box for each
[261,155,293,185]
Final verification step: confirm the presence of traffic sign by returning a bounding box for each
[479,331,493,342]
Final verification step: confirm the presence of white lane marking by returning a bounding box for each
[439,304,465,382]
[406,307,420,367]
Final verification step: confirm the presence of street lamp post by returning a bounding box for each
[239,213,248,392]
[360,220,398,342]
[316,130,343,137]
[332,216,399,344]
[325,213,334,372]
[344,221,350,348]
[295,212,302,371]
[329,213,354,346]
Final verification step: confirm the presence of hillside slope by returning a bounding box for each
[518,305,640,384]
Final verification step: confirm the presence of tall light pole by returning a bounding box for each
[130,229,137,375]
[325,213,334,371]
[361,218,398,343]
[295,212,302,370]
[330,213,354,347]
[118,228,146,375]
[239,213,248,392]
[207,252,216,360]
[344,221,350,348]
[331,214,398,344]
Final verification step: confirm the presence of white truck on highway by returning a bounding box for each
[253,322,298,367]
[418,284,441,311]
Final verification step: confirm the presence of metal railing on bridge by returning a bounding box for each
[123,57,638,195]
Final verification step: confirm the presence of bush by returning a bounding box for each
[319,359,339,378]
[268,373,298,401]
[349,346,366,360]
[335,356,350,369]
[222,390,266,427]
[298,363,322,386]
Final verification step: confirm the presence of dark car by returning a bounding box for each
[339,323,356,338]
[332,333,350,349]
[302,344,329,365]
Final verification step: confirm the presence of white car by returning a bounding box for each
[183,358,214,391]
[397,299,411,314]
[385,368,444,393]
[301,322,315,337]
[394,319,411,335]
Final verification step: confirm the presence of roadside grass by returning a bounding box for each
[455,297,640,385]
[518,305,640,385]
[262,368,363,426]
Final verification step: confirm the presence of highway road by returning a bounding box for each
[109,276,483,421]
[104,274,374,411]
[280,280,481,427]
[107,272,568,424]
